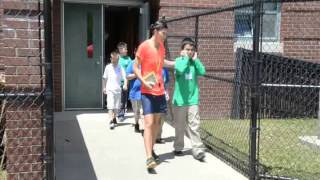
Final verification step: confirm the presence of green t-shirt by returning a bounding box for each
[119,56,132,85]
[119,56,132,70]
[172,56,206,106]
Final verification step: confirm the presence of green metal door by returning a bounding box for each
[64,4,103,109]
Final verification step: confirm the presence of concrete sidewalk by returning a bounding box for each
[55,111,248,180]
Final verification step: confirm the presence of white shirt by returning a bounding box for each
[103,63,125,93]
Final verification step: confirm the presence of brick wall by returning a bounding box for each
[281,2,320,62]
[0,1,5,81]
[0,0,45,179]
[160,0,235,119]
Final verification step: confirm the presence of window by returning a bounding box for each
[235,2,281,41]
[87,13,94,58]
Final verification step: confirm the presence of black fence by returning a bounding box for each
[0,0,53,179]
[165,0,320,180]
[234,49,320,119]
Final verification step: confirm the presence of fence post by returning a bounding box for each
[194,16,199,50]
[318,91,320,139]
[44,0,54,179]
[250,0,262,180]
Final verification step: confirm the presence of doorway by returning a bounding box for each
[104,6,140,110]
[104,6,139,64]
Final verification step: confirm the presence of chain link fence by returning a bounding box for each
[0,0,53,179]
[257,1,320,180]
[165,0,320,179]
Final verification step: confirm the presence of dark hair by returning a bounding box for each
[117,42,127,49]
[110,50,119,56]
[181,37,195,50]
[150,16,168,31]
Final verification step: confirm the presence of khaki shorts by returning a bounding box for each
[107,91,121,110]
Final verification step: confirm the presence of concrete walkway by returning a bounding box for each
[54,111,248,180]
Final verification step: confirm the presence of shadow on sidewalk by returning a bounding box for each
[55,112,98,180]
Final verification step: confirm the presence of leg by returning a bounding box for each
[186,105,205,160]
[118,88,128,119]
[141,94,165,169]
[173,106,187,152]
[131,100,140,124]
[156,115,165,143]
[131,100,141,132]
[152,113,162,145]
[107,92,116,128]
[143,113,161,158]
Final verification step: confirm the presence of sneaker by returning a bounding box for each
[173,150,183,156]
[109,122,115,130]
[146,157,157,169]
[155,138,165,144]
[152,150,159,161]
[134,123,140,133]
[194,151,205,161]
[119,116,125,122]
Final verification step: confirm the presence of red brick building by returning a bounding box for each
[0,0,319,179]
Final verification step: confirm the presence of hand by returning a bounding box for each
[192,52,198,61]
[165,91,169,101]
[180,50,186,57]
[144,81,155,90]
[103,88,106,94]
[123,84,128,91]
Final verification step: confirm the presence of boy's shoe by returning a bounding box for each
[146,157,157,169]
[109,122,115,130]
[173,150,183,156]
[155,138,165,144]
[194,151,205,161]
[119,116,125,122]
[152,150,160,162]
[134,123,140,133]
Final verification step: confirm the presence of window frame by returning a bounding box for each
[234,2,281,41]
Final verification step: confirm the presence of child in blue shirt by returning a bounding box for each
[126,60,142,132]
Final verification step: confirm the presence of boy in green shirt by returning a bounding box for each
[117,42,131,121]
[172,37,206,161]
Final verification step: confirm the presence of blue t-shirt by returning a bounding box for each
[126,61,141,100]
[162,68,170,89]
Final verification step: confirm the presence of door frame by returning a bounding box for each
[61,0,147,110]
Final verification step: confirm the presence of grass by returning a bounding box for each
[201,118,320,180]
[0,170,6,180]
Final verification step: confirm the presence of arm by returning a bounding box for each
[126,61,137,80]
[102,79,106,94]
[193,58,206,76]
[126,74,137,80]
[164,59,175,68]
[121,67,128,90]
[133,56,153,90]
[102,67,107,94]
[174,57,189,75]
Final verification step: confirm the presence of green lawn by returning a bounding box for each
[0,170,6,180]
[201,119,320,180]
